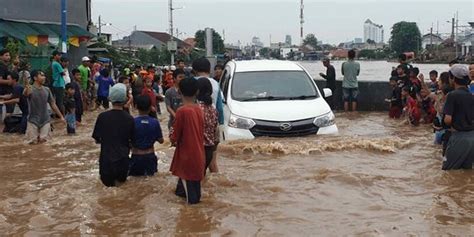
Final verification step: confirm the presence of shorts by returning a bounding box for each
[434,130,446,145]
[389,106,402,119]
[26,122,51,143]
[99,157,129,187]
[0,104,15,114]
[342,87,359,102]
[65,113,76,134]
[442,130,474,170]
[129,153,158,176]
[97,96,109,109]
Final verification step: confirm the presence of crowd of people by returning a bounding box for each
[386,54,474,170]
[1,45,473,203]
[0,48,226,204]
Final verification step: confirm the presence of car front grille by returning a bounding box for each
[250,118,319,137]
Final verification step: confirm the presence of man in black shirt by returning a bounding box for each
[0,49,13,115]
[319,58,336,109]
[92,83,135,187]
[442,64,474,170]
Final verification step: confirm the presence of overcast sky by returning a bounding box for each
[92,0,473,46]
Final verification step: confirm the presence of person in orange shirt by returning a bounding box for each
[163,67,174,94]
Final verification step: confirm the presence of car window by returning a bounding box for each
[231,71,319,101]
[221,68,231,99]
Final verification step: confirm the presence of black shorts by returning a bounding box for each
[129,153,158,176]
[99,157,129,187]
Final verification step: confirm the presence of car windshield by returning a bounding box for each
[231,71,319,102]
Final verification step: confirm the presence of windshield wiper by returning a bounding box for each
[287,95,318,100]
[241,96,289,101]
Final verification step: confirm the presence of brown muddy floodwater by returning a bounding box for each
[0,111,473,236]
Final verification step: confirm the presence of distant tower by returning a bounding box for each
[300,0,304,46]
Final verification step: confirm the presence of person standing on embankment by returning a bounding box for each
[341,49,360,112]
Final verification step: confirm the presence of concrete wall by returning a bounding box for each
[315,80,391,111]
[0,0,90,28]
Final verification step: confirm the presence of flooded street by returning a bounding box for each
[1,111,473,236]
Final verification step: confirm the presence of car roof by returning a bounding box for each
[232,60,304,73]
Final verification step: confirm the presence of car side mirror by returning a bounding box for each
[323,88,333,98]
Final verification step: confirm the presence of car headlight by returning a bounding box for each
[229,114,256,129]
[313,112,335,127]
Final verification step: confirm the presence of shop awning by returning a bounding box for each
[0,19,93,46]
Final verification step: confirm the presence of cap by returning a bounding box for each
[82,56,91,62]
[108,84,127,103]
[164,66,170,70]
[170,65,176,71]
[449,64,469,79]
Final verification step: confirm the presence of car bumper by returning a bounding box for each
[223,124,338,141]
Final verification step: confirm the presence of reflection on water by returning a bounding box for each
[1,111,473,235]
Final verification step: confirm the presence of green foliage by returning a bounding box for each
[195,29,225,54]
[389,21,422,55]
[5,38,20,60]
[303,34,318,49]
[366,39,376,45]
[259,47,271,58]
[358,49,390,60]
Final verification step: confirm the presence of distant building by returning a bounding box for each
[354,38,363,44]
[421,33,443,50]
[113,31,191,52]
[225,44,242,59]
[251,36,264,48]
[285,35,292,46]
[280,47,300,59]
[364,19,384,43]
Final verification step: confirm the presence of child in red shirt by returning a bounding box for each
[170,78,205,204]
[141,78,157,118]
[402,87,421,126]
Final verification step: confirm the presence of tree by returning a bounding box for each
[259,47,271,58]
[366,39,376,45]
[358,49,376,59]
[389,21,422,55]
[303,34,318,49]
[195,29,225,54]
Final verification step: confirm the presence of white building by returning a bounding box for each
[364,19,384,43]
[285,35,292,46]
[252,36,264,48]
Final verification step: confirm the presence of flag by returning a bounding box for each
[49,37,60,46]
[38,35,49,45]
[69,36,79,47]
[79,36,90,43]
[27,35,38,47]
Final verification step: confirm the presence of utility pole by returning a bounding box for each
[300,0,304,46]
[98,15,102,39]
[169,0,174,37]
[455,11,459,58]
[61,0,67,54]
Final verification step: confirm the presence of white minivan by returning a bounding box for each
[219,60,338,141]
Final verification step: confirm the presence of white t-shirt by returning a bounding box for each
[63,68,71,85]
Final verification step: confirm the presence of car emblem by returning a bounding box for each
[280,123,292,131]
